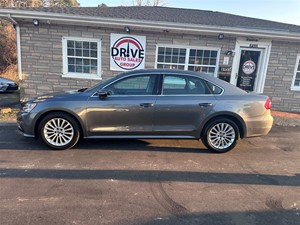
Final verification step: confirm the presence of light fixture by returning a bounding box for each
[124,26,131,33]
[33,19,39,26]
[226,50,235,56]
[218,33,224,40]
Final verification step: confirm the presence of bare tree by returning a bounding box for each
[122,0,168,6]
[0,0,79,7]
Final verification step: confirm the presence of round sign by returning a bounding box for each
[111,36,145,70]
[242,60,256,75]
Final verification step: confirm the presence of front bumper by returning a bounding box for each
[17,111,37,138]
[17,124,35,138]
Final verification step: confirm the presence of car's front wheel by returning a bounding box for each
[39,112,80,150]
[202,118,239,153]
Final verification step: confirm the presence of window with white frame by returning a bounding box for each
[292,54,300,90]
[62,37,101,80]
[156,46,219,76]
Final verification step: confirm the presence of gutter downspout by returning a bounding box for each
[8,14,22,81]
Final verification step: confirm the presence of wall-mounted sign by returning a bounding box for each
[110,34,146,71]
[249,44,258,48]
[223,56,229,65]
[219,66,232,72]
[242,60,256,75]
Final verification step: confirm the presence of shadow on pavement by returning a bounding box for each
[132,210,300,225]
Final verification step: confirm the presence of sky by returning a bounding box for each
[78,0,300,25]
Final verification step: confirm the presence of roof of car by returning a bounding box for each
[2,6,300,33]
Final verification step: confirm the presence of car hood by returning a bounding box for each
[28,90,83,103]
[0,77,16,84]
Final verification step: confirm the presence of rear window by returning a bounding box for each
[206,81,223,94]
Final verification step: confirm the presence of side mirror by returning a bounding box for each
[98,90,108,100]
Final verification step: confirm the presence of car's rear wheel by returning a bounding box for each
[39,112,80,150]
[202,118,239,153]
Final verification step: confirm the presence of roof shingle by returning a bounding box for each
[2,6,300,33]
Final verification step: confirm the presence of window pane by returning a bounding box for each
[163,76,186,90]
[157,64,164,69]
[158,47,165,55]
[165,48,172,55]
[90,42,97,50]
[91,50,97,58]
[179,57,185,64]
[172,55,178,63]
[91,67,97,74]
[211,51,217,58]
[210,58,216,65]
[165,56,171,63]
[197,50,203,57]
[204,50,210,57]
[173,48,179,55]
[76,58,83,65]
[190,49,196,57]
[209,67,215,73]
[76,49,82,57]
[157,55,164,62]
[83,66,90,73]
[68,65,75,72]
[294,72,300,86]
[91,59,97,66]
[67,49,74,56]
[68,57,75,64]
[67,40,74,48]
[83,59,90,66]
[107,75,154,95]
[83,42,89,49]
[75,41,82,48]
[76,65,83,73]
[180,49,186,56]
[83,50,89,57]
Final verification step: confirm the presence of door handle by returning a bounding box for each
[140,103,154,108]
[199,103,213,107]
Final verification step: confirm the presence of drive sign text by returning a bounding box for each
[110,34,146,71]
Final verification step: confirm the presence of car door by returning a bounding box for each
[86,74,159,136]
[153,74,217,137]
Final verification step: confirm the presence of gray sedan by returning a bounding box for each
[17,69,273,153]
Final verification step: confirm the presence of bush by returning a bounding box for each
[0,20,17,73]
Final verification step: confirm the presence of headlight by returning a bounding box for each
[22,103,37,113]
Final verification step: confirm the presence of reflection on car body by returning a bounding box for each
[17,69,273,153]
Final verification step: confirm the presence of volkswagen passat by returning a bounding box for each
[17,69,273,153]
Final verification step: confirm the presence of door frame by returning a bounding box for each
[230,38,272,93]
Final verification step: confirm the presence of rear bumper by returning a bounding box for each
[245,113,273,137]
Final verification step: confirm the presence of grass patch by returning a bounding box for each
[0,108,19,121]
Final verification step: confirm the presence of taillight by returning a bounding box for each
[264,98,271,110]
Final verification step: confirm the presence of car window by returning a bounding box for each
[105,75,156,95]
[206,82,223,94]
[162,74,214,95]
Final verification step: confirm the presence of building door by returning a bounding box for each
[236,48,263,92]
[230,39,272,93]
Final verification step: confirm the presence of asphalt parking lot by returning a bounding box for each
[0,91,20,108]
[0,123,300,225]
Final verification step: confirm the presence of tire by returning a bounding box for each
[38,112,80,150]
[202,118,239,153]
